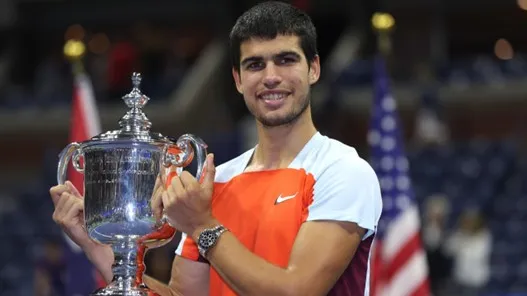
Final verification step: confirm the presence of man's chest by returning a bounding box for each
[211,169,316,263]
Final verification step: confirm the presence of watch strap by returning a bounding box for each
[198,225,227,258]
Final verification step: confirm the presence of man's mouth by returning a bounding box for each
[257,91,291,108]
[260,93,288,101]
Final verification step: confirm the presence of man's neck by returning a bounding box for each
[247,112,317,171]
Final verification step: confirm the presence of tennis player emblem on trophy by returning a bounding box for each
[56,72,208,296]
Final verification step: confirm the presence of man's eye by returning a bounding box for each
[247,62,264,70]
[278,57,295,65]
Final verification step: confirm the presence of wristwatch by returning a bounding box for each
[197,225,228,258]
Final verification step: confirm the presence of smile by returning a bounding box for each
[260,93,288,100]
[257,89,292,100]
[257,91,291,109]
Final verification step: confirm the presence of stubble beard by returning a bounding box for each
[250,93,310,128]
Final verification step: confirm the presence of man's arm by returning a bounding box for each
[196,220,365,296]
[143,256,210,296]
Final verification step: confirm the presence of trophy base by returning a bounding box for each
[90,283,159,296]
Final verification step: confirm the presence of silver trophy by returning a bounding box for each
[56,73,208,296]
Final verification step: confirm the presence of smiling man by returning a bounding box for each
[49,1,382,295]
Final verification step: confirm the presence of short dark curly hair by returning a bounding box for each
[229,1,318,72]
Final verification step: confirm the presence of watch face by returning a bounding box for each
[199,229,216,248]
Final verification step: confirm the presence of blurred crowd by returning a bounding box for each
[337,54,527,91]
[0,21,212,110]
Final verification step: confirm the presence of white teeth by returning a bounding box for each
[261,93,286,100]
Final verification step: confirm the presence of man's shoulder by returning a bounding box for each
[325,137,375,175]
[300,134,374,179]
[214,148,254,183]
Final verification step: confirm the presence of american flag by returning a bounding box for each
[369,56,431,296]
[63,64,107,295]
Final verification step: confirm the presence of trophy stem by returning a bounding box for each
[111,240,139,285]
[90,239,153,296]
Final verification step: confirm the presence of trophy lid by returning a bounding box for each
[89,72,169,144]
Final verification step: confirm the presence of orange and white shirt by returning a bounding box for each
[175,132,383,296]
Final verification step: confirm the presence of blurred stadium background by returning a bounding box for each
[0,0,526,295]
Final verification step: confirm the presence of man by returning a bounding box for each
[49,2,383,295]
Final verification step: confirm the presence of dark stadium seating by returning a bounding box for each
[335,54,527,89]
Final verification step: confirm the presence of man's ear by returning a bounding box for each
[308,55,321,85]
[232,68,243,94]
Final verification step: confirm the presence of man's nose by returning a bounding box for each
[263,64,282,88]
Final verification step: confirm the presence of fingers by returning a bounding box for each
[161,191,170,206]
[54,192,70,218]
[169,175,187,198]
[151,190,164,221]
[165,171,179,189]
[49,184,71,205]
[52,192,84,227]
[50,181,83,206]
[151,175,166,220]
[63,198,84,225]
[202,154,216,190]
[154,173,163,192]
[179,171,198,192]
[163,162,214,212]
[65,181,83,199]
[164,176,186,213]
[166,166,213,203]
[161,191,172,213]
[62,192,80,214]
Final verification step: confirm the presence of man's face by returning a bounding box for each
[232,35,320,127]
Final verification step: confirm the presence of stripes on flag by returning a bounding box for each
[70,71,101,147]
[368,56,431,296]
[68,70,100,196]
[64,67,106,294]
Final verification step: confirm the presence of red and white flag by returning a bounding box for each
[369,55,430,296]
[68,71,101,193]
[63,69,107,293]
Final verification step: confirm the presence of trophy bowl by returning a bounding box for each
[56,73,208,296]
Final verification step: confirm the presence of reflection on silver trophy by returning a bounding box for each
[57,73,208,296]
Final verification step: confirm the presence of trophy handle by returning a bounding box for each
[162,134,208,183]
[57,142,84,185]
[159,134,208,228]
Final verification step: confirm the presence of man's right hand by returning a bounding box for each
[49,181,114,283]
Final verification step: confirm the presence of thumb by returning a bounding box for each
[65,181,83,199]
[202,153,216,189]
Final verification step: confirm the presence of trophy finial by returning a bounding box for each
[132,72,141,88]
[119,72,152,131]
[122,72,150,109]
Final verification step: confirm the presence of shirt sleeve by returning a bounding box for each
[306,156,383,240]
[175,232,209,263]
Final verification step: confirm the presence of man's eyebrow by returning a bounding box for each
[241,56,263,67]
[240,51,302,67]
[274,51,302,59]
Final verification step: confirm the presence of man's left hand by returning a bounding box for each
[161,153,217,239]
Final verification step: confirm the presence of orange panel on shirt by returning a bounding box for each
[206,168,314,295]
